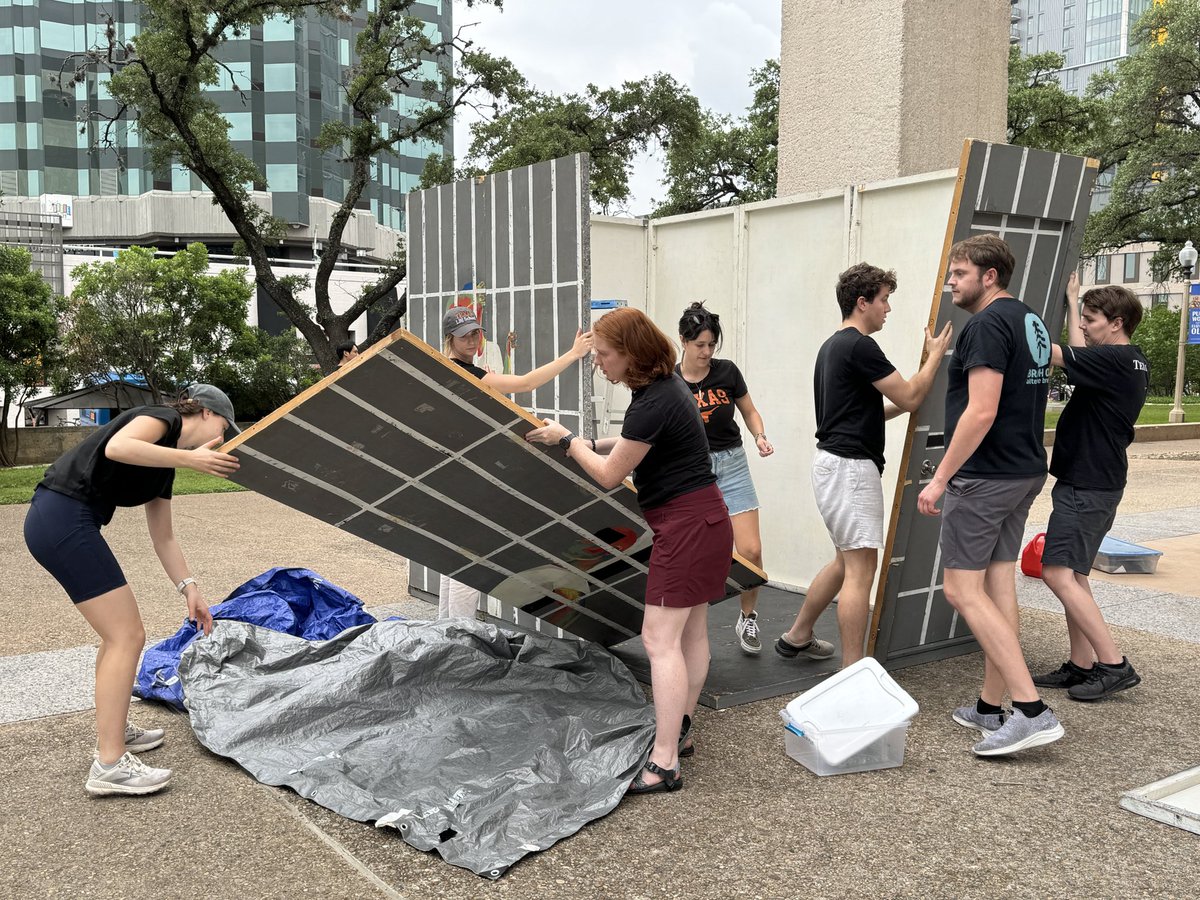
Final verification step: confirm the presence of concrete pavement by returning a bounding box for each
[2,444,1198,898]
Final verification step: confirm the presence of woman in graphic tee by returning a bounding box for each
[438,305,593,618]
[23,385,240,797]
[527,307,734,795]
[676,301,774,657]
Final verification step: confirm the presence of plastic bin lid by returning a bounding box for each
[780,657,918,765]
[1097,535,1162,557]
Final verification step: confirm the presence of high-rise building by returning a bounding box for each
[0,1,450,250]
[1011,0,1154,94]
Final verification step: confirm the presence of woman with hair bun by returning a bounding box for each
[527,307,732,795]
[23,385,240,796]
[676,301,784,658]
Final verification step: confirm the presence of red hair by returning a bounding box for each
[593,307,676,389]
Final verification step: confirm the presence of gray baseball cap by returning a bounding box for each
[443,306,482,337]
[183,383,241,437]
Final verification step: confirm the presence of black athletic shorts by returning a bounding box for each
[24,487,128,603]
[1041,481,1122,576]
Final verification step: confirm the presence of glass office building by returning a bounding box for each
[0,0,450,233]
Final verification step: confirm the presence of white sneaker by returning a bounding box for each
[735,611,762,655]
[124,721,165,752]
[85,752,173,796]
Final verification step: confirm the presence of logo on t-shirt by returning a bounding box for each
[691,387,732,423]
[1024,313,1050,385]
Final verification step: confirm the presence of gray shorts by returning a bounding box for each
[1041,482,1122,575]
[940,474,1046,571]
[811,449,884,551]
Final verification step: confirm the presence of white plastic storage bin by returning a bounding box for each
[784,722,909,776]
[1093,535,1162,575]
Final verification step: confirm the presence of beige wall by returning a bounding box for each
[589,168,958,590]
[778,0,1008,196]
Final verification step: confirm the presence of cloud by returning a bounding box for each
[453,0,781,214]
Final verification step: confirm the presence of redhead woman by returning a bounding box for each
[23,385,240,796]
[527,307,733,794]
[439,306,593,618]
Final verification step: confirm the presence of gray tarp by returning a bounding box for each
[180,619,656,877]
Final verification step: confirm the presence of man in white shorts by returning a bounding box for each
[778,263,951,668]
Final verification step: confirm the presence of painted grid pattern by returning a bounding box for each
[403,155,594,613]
[225,330,764,647]
[872,141,1098,669]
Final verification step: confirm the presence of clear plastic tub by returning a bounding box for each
[784,722,909,776]
[1093,536,1162,575]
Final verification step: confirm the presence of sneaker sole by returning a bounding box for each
[738,639,762,655]
[1068,673,1141,702]
[973,723,1065,756]
[126,736,165,752]
[85,776,173,796]
[951,712,999,733]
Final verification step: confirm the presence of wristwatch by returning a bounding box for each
[558,432,576,455]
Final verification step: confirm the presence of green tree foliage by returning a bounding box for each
[423,73,703,213]
[62,244,311,411]
[1082,0,1200,275]
[62,0,521,371]
[1131,305,1200,395]
[653,60,779,218]
[0,248,67,466]
[1006,46,1100,154]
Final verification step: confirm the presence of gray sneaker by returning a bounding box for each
[951,705,1006,733]
[972,708,1064,757]
[85,752,173,796]
[735,611,762,655]
[775,633,836,660]
[124,721,165,752]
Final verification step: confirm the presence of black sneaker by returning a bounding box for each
[1032,660,1092,689]
[1068,658,1141,701]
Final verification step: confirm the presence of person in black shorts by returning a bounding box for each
[781,263,951,668]
[23,385,240,796]
[675,301,774,656]
[1034,274,1149,700]
[917,234,1063,757]
[437,305,593,618]
[527,307,732,795]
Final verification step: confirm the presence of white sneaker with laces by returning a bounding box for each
[85,752,173,796]
[124,721,165,752]
[735,611,762,655]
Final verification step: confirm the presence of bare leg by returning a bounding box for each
[730,510,763,616]
[1042,565,1122,665]
[680,603,711,717]
[639,604,690,785]
[78,586,145,765]
[943,567,1040,703]
[784,551,845,644]
[979,561,1019,706]
[835,548,877,666]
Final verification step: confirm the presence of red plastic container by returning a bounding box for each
[1021,532,1046,578]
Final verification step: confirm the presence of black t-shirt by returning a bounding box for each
[451,357,487,379]
[621,374,716,510]
[675,358,749,452]
[813,328,897,473]
[39,406,181,523]
[1051,344,1149,490]
[945,297,1050,479]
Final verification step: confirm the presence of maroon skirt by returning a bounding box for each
[643,484,734,609]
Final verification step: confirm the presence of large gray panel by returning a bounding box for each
[871,139,1098,669]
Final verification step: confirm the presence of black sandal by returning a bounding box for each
[627,760,683,794]
[678,714,694,758]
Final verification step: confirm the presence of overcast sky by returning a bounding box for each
[454,1,781,215]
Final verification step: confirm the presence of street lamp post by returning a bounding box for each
[1170,239,1198,424]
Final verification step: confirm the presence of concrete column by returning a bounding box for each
[777,0,1010,197]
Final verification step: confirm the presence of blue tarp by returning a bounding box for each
[135,567,378,708]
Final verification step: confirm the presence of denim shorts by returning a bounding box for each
[24,487,128,603]
[709,445,760,516]
[811,449,884,550]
